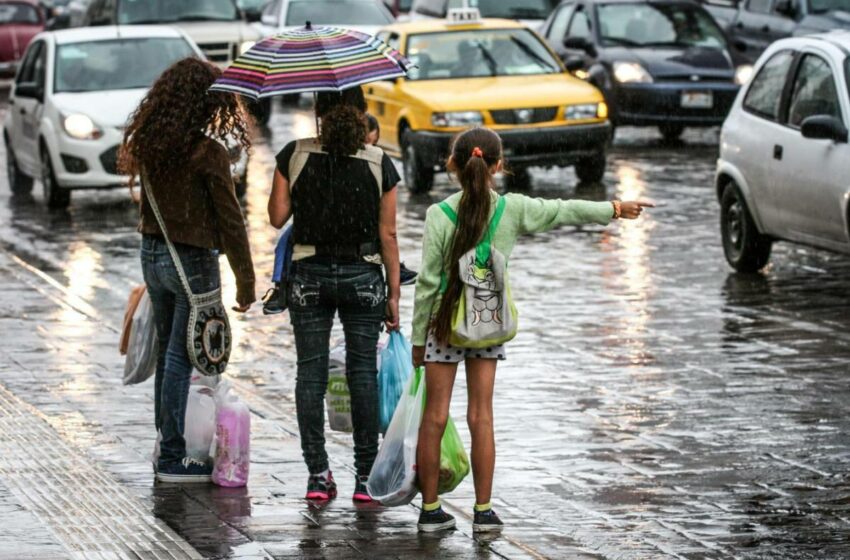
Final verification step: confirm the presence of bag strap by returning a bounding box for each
[141,170,194,298]
[437,195,506,292]
[289,138,383,195]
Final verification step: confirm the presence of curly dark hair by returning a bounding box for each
[316,87,367,156]
[119,57,251,187]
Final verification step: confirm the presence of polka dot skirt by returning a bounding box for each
[424,333,506,363]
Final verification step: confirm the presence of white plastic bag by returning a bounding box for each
[184,385,217,461]
[211,382,250,487]
[123,291,158,385]
[367,367,426,506]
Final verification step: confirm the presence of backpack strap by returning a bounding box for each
[438,195,506,293]
[288,138,384,196]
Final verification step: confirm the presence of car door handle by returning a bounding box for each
[19,107,26,115]
[367,87,374,94]
[773,144,783,160]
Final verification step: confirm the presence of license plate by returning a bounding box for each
[681,91,713,109]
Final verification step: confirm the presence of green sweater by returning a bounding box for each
[411,190,615,346]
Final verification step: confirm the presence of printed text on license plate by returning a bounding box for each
[681,91,713,109]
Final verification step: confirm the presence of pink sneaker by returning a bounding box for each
[353,475,372,502]
[305,471,337,500]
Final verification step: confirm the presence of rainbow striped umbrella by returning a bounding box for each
[209,25,413,99]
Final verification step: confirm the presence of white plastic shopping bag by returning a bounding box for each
[366,367,426,506]
[211,382,250,487]
[184,385,217,461]
[123,290,158,385]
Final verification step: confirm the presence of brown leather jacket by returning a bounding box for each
[139,137,255,306]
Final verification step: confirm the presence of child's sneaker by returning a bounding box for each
[352,475,372,502]
[417,507,456,532]
[305,471,337,500]
[399,262,418,286]
[472,508,504,533]
[155,457,212,483]
[262,285,286,315]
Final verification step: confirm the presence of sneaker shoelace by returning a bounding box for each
[181,457,207,469]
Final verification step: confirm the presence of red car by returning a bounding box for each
[0,0,44,79]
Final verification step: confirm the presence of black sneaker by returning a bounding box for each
[400,262,418,286]
[472,509,504,533]
[155,457,212,483]
[353,475,372,502]
[305,471,337,501]
[262,285,286,315]
[417,507,456,532]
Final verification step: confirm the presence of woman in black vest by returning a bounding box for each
[268,87,400,502]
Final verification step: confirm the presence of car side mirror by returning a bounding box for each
[243,8,262,23]
[563,55,586,73]
[801,115,848,143]
[15,83,43,101]
[774,0,797,17]
[563,36,597,58]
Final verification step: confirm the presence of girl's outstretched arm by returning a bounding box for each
[509,194,652,235]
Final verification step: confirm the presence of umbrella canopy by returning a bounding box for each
[209,25,413,99]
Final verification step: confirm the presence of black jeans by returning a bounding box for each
[141,235,220,467]
[288,260,386,476]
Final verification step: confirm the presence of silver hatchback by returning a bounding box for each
[716,32,850,272]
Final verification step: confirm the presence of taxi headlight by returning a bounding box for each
[565,103,600,120]
[613,61,653,84]
[62,114,103,140]
[431,111,484,128]
[735,64,754,86]
[240,41,256,55]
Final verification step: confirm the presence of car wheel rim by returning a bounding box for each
[727,199,743,255]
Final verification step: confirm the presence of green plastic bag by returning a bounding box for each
[437,416,470,494]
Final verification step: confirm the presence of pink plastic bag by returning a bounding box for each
[211,382,250,487]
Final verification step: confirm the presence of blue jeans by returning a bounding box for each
[289,260,386,476]
[141,235,220,467]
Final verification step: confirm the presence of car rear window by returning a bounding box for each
[743,50,794,121]
[285,1,393,26]
[0,3,41,24]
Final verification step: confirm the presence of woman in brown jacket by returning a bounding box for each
[120,58,255,483]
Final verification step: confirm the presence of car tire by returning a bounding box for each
[6,140,34,195]
[249,99,271,125]
[401,130,434,194]
[41,148,70,209]
[574,152,607,183]
[659,124,684,142]
[504,166,532,191]
[720,183,772,272]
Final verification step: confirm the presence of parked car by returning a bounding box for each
[540,0,751,140]
[717,32,850,271]
[410,0,559,28]
[257,0,395,37]
[0,0,45,79]
[367,11,611,192]
[703,0,850,62]
[3,25,203,207]
[82,0,270,123]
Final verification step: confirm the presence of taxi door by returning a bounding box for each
[367,32,406,153]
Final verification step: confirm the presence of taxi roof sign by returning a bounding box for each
[447,6,482,26]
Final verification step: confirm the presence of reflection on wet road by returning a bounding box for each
[2,99,850,559]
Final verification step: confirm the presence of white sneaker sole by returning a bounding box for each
[155,473,211,483]
[472,523,504,533]
[418,519,457,532]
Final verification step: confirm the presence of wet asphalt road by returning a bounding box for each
[2,97,850,559]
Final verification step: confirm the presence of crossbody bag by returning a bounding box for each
[142,171,232,376]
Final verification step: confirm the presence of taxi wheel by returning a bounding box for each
[402,132,434,194]
[504,166,532,191]
[41,148,70,209]
[720,183,772,272]
[5,138,34,195]
[574,152,607,184]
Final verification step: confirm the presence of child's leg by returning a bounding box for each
[417,362,459,505]
[272,233,288,283]
[465,358,498,507]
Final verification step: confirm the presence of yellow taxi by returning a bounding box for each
[367,8,610,192]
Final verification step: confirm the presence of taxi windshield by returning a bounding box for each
[405,29,561,81]
[55,38,196,93]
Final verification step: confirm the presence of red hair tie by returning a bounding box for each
[471,147,484,158]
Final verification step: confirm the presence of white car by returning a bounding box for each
[3,25,201,208]
[257,0,395,37]
[717,32,850,272]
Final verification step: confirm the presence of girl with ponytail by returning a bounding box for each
[411,127,652,533]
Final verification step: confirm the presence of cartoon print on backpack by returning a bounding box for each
[465,255,502,327]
